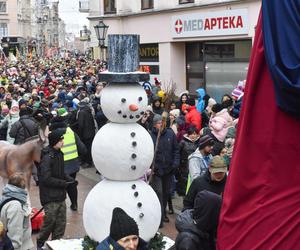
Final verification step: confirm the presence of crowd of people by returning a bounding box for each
[0,56,245,249]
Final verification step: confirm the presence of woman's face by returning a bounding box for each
[117,235,139,250]
[154,100,161,108]
[181,95,188,103]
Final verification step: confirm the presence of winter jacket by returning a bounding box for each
[209,109,233,142]
[150,128,180,176]
[188,149,212,183]
[196,88,206,113]
[175,209,211,250]
[77,103,97,141]
[0,113,19,144]
[183,170,226,210]
[9,115,39,144]
[0,234,14,250]
[97,236,148,250]
[38,146,74,206]
[0,184,33,250]
[185,106,202,131]
[179,135,200,168]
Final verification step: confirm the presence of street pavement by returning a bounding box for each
[25,166,181,247]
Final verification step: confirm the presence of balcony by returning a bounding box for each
[79,1,89,13]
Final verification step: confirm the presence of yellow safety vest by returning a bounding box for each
[61,127,78,161]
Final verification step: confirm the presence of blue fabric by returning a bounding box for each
[262,0,300,119]
[196,88,205,113]
[97,237,124,250]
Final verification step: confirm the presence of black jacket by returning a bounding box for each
[38,146,74,206]
[9,115,39,144]
[150,128,180,176]
[77,103,96,140]
[183,170,226,210]
[175,209,211,250]
[179,135,199,167]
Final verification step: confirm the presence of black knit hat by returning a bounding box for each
[48,128,65,147]
[109,207,139,241]
[199,135,214,150]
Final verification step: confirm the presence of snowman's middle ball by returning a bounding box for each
[92,123,154,180]
[101,83,148,123]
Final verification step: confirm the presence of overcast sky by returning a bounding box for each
[58,0,89,35]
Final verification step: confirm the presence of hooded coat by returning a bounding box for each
[196,88,206,113]
[185,106,202,131]
[209,109,233,142]
[0,184,33,250]
[176,191,221,250]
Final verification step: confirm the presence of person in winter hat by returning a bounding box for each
[97,207,148,250]
[175,190,222,250]
[37,128,75,249]
[184,155,227,210]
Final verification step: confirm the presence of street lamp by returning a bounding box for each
[94,19,109,48]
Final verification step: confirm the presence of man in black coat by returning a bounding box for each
[77,100,97,166]
[37,129,75,249]
[184,155,227,210]
[150,114,180,228]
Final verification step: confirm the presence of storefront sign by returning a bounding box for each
[139,43,159,62]
[172,9,249,38]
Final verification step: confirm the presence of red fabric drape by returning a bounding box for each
[217,13,300,249]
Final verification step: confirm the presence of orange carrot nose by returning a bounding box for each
[129,104,139,111]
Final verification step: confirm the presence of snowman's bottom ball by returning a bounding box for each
[83,179,161,242]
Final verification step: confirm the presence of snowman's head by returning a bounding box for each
[101,83,148,123]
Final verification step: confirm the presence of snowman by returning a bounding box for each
[83,35,161,242]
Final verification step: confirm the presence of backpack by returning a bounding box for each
[0,197,22,214]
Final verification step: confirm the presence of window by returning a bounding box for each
[0,1,7,13]
[141,0,153,10]
[179,0,194,4]
[104,0,116,14]
[0,23,8,37]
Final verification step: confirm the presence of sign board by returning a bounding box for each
[172,9,249,38]
[139,43,159,62]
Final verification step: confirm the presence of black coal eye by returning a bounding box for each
[138,97,142,101]
[121,98,126,103]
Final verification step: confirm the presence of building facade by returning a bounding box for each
[87,0,261,99]
[0,0,33,56]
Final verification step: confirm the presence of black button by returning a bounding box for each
[121,98,126,103]
[131,132,136,137]
[137,202,142,208]
[132,141,137,147]
[123,115,127,118]
[139,213,144,218]
[131,153,137,159]
[129,115,134,119]
[131,184,136,189]
[138,97,143,101]
[131,165,136,170]
[118,110,122,114]
[140,111,145,115]
[134,191,139,197]
[136,115,140,119]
